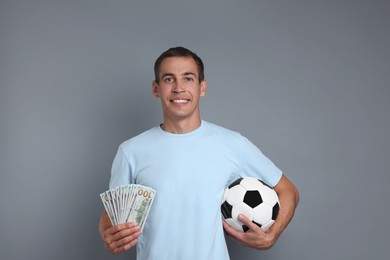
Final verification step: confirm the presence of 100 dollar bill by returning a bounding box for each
[125,186,155,230]
[100,184,156,231]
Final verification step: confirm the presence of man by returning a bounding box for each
[99,47,299,259]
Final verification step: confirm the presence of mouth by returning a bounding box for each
[170,98,190,104]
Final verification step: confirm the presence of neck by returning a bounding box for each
[160,118,202,134]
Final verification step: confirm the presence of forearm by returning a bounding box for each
[268,175,299,243]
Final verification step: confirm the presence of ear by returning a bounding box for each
[152,80,159,97]
[200,80,207,97]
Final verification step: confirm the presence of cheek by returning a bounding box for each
[157,88,170,98]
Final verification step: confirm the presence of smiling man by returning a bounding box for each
[99,47,299,260]
[152,54,206,133]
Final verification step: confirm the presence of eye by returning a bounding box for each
[164,77,174,83]
[185,77,194,82]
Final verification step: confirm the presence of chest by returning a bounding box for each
[132,140,240,194]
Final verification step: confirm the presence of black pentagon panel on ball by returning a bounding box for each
[243,190,263,208]
[221,201,233,219]
[253,220,262,229]
[228,178,243,189]
[272,203,280,220]
[242,225,249,232]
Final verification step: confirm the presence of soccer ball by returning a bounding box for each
[221,177,280,232]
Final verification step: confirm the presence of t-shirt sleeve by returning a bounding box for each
[238,135,283,187]
[109,144,134,189]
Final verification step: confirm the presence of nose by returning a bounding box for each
[173,80,185,93]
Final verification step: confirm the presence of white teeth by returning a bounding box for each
[172,99,187,103]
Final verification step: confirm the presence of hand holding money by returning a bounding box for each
[99,184,156,255]
[100,184,156,230]
[101,221,141,255]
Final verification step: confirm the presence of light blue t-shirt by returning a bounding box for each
[109,121,282,260]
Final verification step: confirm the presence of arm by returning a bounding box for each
[223,174,299,250]
[99,210,142,255]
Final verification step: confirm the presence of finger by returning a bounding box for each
[104,223,141,251]
[106,228,142,254]
[222,219,232,234]
[222,219,234,233]
[110,224,141,242]
[112,237,139,255]
[238,214,262,232]
[104,222,132,236]
[222,219,243,241]
[110,230,142,252]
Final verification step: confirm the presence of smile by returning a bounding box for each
[171,99,189,103]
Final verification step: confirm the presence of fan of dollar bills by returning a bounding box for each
[100,184,156,231]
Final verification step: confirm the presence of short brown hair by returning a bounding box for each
[154,46,205,83]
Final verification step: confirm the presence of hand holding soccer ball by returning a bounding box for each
[221,177,280,232]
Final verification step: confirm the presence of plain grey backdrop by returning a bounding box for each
[1,0,389,259]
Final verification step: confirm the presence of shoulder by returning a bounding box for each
[119,127,159,151]
[203,120,244,139]
[203,121,260,152]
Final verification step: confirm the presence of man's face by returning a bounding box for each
[152,57,207,124]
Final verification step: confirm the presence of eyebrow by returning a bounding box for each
[161,72,198,79]
[183,72,197,78]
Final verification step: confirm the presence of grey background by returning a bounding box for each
[1,0,389,259]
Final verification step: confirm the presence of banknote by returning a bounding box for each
[125,185,156,230]
[100,192,116,226]
[100,184,156,230]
